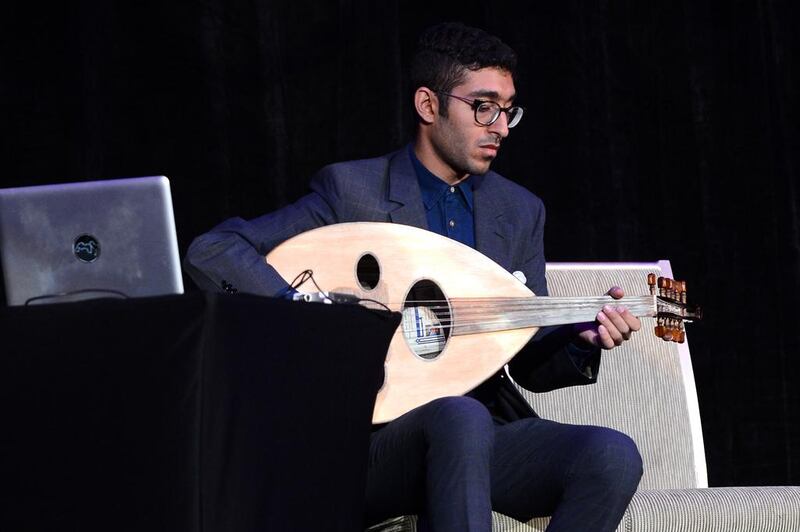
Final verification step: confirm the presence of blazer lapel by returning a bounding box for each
[386,147,428,229]
[474,175,513,271]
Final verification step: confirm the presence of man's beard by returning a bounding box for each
[436,136,497,178]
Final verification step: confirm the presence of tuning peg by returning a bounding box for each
[657,277,673,298]
[659,327,675,343]
[656,276,691,302]
[656,324,686,343]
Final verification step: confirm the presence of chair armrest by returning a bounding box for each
[370,487,800,532]
[621,487,800,531]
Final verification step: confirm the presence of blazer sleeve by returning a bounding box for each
[183,167,344,296]
[505,196,602,392]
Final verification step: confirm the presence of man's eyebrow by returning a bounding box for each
[466,89,516,102]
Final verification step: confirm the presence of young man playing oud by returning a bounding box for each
[185,22,643,532]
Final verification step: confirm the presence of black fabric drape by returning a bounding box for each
[2,1,798,487]
[0,293,399,531]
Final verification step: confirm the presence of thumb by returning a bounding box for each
[607,286,625,300]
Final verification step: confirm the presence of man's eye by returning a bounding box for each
[477,103,494,112]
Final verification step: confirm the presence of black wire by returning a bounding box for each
[306,271,326,294]
[357,297,392,312]
[290,269,314,290]
[275,269,314,299]
[290,269,395,315]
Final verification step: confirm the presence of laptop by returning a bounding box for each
[0,175,184,305]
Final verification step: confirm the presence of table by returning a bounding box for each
[0,292,400,531]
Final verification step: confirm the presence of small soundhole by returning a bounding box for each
[402,279,452,361]
[356,253,380,290]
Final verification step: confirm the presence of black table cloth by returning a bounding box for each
[0,292,400,532]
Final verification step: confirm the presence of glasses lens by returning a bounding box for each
[507,107,523,128]
[474,101,500,126]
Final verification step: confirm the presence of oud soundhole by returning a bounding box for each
[402,279,452,361]
[356,253,380,290]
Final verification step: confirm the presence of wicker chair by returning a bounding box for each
[370,261,800,531]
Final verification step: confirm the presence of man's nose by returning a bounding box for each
[488,111,510,138]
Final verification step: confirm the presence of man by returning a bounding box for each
[185,22,643,532]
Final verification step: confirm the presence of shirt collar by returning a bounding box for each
[408,144,474,211]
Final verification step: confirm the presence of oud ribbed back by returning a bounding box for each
[515,261,706,489]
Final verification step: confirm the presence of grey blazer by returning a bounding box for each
[184,146,600,419]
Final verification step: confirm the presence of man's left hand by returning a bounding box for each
[574,286,641,350]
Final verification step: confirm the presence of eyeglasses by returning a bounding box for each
[436,91,524,128]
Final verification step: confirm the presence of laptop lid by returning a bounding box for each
[0,175,184,305]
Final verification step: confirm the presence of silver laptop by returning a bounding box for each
[0,175,184,305]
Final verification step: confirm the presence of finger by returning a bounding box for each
[579,328,599,347]
[619,307,642,332]
[602,305,631,338]
[596,324,616,349]
[597,310,625,345]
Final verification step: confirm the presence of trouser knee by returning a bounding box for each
[575,427,643,494]
[423,396,494,454]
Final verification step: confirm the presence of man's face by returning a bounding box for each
[429,67,516,179]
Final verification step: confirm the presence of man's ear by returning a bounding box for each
[414,87,438,124]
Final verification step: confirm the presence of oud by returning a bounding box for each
[266,222,701,424]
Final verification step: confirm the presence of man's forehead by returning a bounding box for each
[465,88,517,102]
[457,67,516,101]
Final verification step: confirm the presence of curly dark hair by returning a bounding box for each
[410,22,517,117]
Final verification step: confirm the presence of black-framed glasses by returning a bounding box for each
[436,91,524,128]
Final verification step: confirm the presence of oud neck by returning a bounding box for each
[450,295,657,335]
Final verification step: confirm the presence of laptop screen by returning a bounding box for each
[0,176,184,305]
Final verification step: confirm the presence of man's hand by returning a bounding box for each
[574,286,641,349]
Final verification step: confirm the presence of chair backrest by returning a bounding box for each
[515,261,707,489]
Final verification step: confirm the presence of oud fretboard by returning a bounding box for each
[447,295,657,335]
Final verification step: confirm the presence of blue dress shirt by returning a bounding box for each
[409,146,476,248]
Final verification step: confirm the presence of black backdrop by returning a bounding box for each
[3,1,798,488]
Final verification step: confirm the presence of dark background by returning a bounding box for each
[2,1,798,488]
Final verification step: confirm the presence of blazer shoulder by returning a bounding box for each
[308,150,405,221]
[481,170,545,211]
[312,152,396,186]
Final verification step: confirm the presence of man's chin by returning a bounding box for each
[469,159,493,176]
[451,156,493,177]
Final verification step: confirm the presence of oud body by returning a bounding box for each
[266,222,680,424]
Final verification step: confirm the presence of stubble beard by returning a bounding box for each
[434,125,493,178]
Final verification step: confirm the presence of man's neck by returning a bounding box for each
[412,138,468,186]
